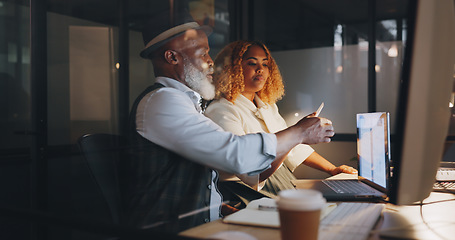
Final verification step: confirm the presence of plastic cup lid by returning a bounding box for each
[276,189,326,211]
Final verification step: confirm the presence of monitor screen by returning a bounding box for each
[389,0,455,205]
[357,112,390,189]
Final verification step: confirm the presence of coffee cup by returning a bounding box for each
[276,189,326,240]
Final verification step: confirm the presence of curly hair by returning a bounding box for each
[213,40,285,104]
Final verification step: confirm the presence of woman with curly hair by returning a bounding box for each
[205,40,356,204]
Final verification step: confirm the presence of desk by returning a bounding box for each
[378,192,455,239]
[180,175,455,240]
[180,219,281,239]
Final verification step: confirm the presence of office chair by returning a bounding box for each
[77,133,127,225]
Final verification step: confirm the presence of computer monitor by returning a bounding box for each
[389,0,455,205]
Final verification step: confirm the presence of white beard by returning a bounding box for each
[184,61,215,100]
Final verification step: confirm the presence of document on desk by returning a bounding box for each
[222,197,337,228]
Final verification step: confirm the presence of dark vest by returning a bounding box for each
[123,83,214,233]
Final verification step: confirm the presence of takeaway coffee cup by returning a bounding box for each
[276,189,326,240]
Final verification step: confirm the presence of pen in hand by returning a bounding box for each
[315,102,324,117]
[258,205,277,211]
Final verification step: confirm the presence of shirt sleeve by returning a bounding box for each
[135,88,276,175]
[268,103,315,172]
[284,144,314,172]
[205,99,314,177]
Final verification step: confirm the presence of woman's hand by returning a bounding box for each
[329,165,358,175]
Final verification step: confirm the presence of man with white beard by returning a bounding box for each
[124,9,335,234]
[183,56,215,102]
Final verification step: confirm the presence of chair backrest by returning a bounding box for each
[77,133,127,225]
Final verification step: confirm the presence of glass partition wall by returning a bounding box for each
[0,1,32,239]
[249,0,411,178]
[250,0,407,134]
[1,0,453,239]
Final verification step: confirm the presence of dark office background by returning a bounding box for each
[1,0,454,239]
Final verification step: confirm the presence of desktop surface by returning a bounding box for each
[378,192,455,239]
[179,174,455,240]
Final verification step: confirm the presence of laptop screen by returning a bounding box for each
[356,112,391,189]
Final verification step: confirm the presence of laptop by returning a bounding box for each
[292,112,390,201]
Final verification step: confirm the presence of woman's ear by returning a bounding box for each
[164,50,179,64]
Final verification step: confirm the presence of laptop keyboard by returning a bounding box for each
[319,202,385,240]
[322,180,378,194]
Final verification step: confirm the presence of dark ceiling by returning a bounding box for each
[45,0,410,31]
[300,0,409,24]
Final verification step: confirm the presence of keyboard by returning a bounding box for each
[318,202,385,240]
[323,180,378,194]
[433,181,455,193]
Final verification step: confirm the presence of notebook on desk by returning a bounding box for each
[292,112,390,201]
[222,197,337,228]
